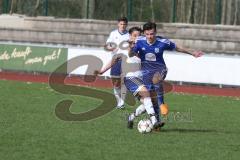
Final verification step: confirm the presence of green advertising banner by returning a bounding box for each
[0,44,67,73]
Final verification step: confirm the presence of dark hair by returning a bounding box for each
[143,22,156,32]
[129,26,142,34]
[118,17,128,23]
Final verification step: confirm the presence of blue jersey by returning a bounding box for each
[132,36,176,71]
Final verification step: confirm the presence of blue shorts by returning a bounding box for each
[142,68,167,91]
[124,77,144,96]
[110,60,121,78]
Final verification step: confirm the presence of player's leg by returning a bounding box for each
[138,72,164,128]
[127,103,146,128]
[119,78,127,108]
[152,70,168,120]
[154,81,169,115]
[150,90,159,121]
[111,78,121,108]
[152,71,165,105]
[138,88,159,127]
[110,60,124,109]
[154,81,164,107]
[125,77,159,129]
[128,92,159,129]
[124,77,144,128]
[149,90,165,130]
[124,77,146,128]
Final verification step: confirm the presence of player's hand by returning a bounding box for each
[104,43,119,52]
[114,56,122,62]
[94,70,102,76]
[192,51,204,58]
[111,48,119,52]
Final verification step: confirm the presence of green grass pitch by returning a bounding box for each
[0,80,240,160]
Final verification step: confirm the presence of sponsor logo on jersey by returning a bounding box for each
[155,48,159,53]
[145,53,156,61]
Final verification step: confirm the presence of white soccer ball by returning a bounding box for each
[137,119,153,134]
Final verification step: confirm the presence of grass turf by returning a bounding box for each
[0,80,240,160]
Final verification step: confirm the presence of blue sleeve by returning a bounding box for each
[166,40,176,51]
[157,37,176,51]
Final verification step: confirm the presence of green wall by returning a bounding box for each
[0,44,67,73]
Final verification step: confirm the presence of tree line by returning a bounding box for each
[0,0,239,25]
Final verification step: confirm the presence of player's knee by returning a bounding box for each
[139,86,150,98]
[152,72,162,84]
[111,78,121,87]
[150,94,158,105]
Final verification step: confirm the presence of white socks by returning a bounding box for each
[150,115,157,125]
[113,86,121,107]
[143,97,155,115]
[129,104,146,121]
[143,97,157,125]
[129,98,157,125]
[120,82,127,106]
[135,104,146,116]
[113,86,125,107]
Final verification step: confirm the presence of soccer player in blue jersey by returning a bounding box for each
[96,27,164,129]
[131,22,203,123]
[104,17,129,109]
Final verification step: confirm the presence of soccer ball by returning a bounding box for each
[137,119,153,134]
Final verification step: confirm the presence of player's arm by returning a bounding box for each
[104,43,118,52]
[104,32,118,52]
[128,49,136,57]
[94,56,121,75]
[175,44,203,58]
[128,40,139,57]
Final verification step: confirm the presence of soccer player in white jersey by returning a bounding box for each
[97,27,163,129]
[131,22,203,123]
[104,17,129,109]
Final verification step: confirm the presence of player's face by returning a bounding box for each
[118,21,128,33]
[129,31,140,48]
[130,31,140,42]
[144,29,156,44]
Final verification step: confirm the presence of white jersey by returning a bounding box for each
[121,50,142,78]
[106,29,129,56]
